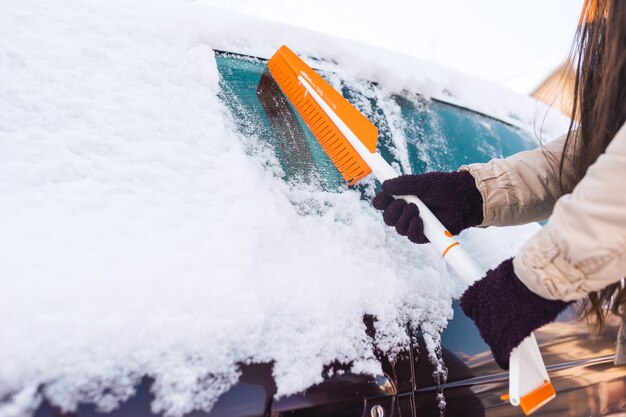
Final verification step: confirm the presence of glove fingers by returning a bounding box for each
[407,215,428,244]
[383,199,407,227]
[372,191,394,211]
[395,203,419,236]
[382,175,431,199]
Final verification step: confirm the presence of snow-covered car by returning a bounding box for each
[4,2,625,417]
[31,44,626,417]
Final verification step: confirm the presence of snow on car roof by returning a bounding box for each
[0,1,554,416]
[197,5,569,138]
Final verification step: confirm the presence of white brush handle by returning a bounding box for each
[298,74,551,408]
[368,153,485,282]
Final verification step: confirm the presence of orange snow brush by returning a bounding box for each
[267,46,377,185]
[266,45,556,415]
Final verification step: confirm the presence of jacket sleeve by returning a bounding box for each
[513,124,626,301]
[459,133,577,227]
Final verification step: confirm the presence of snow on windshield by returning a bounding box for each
[1,1,549,416]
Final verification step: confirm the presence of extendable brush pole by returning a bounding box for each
[268,45,556,415]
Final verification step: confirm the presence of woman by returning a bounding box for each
[373,0,626,370]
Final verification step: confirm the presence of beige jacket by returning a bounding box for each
[460,123,626,302]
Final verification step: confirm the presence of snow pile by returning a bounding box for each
[1,1,548,416]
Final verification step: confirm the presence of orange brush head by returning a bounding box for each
[267,45,378,185]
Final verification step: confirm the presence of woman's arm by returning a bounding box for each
[514,124,626,301]
[460,133,577,227]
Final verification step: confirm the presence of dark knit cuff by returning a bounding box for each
[456,171,484,229]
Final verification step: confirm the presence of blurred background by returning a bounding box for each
[197,0,583,116]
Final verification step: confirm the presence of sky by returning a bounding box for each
[196,0,583,93]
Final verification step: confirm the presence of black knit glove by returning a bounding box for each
[372,171,483,243]
[460,258,570,370]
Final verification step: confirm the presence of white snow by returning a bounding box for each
[0,1,560,416]
[198,0,583,95]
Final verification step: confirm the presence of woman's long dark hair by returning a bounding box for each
[564,0,626,329]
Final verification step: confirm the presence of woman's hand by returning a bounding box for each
[460,258,570,369]
[372,171,483,243]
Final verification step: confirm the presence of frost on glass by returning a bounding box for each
[216,52,537,183]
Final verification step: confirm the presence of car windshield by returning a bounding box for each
[215,51,537,187]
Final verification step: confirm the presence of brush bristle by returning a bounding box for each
[267,47,375,185]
